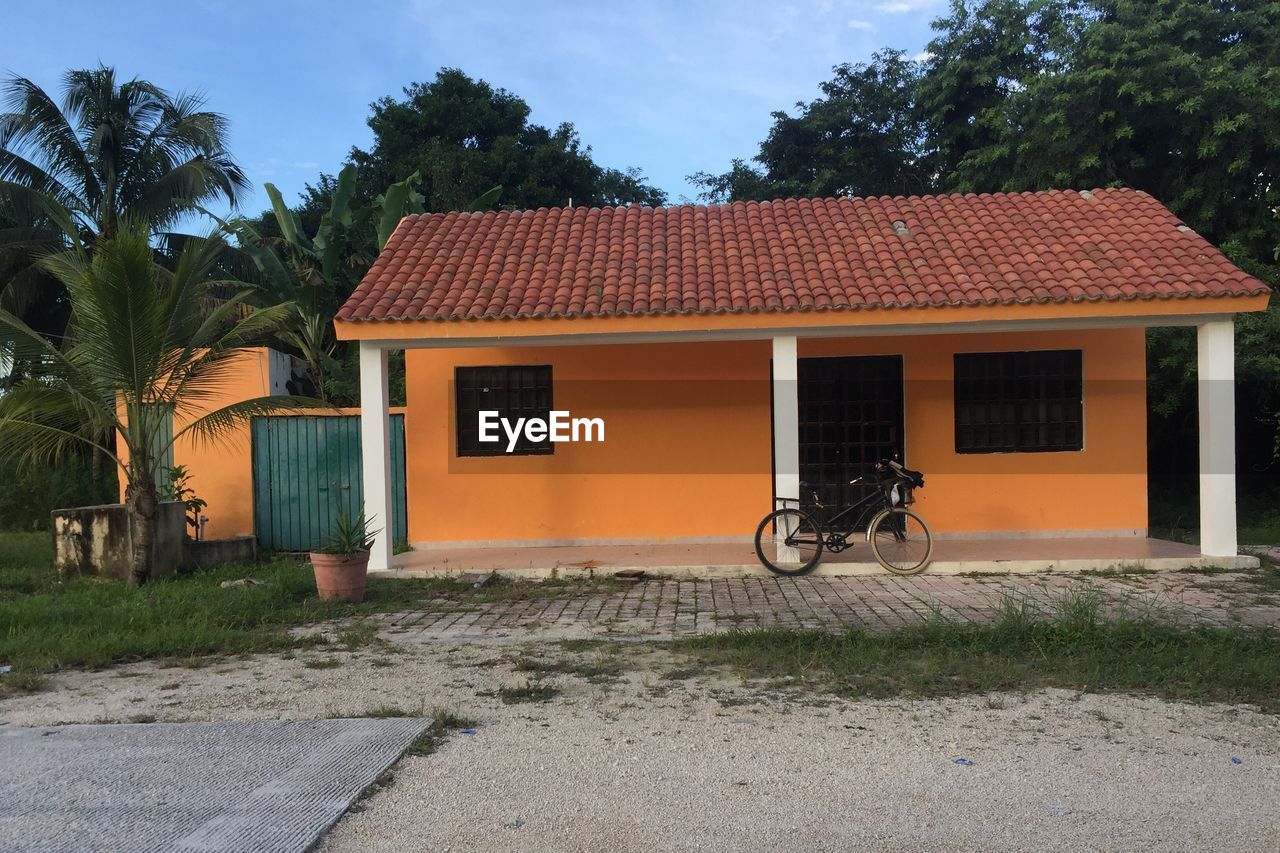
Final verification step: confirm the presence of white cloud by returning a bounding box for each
[875,0,936,13]
[911,50,934,62]
[847,19,875,30]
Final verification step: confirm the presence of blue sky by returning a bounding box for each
[6,0,939,218]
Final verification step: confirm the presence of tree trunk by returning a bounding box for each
[313,356,327,404]
[125,470,158,587]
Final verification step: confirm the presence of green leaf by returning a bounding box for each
[374,171,424,251]
[264,182,311,253]
[465,185,503,212]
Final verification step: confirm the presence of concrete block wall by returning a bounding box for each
[51,502,185,580]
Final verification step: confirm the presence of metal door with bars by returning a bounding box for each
[797,355,905,511]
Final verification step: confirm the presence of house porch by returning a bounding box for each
[381,534,1257,579]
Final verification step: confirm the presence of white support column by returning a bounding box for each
[772,336,800,562]
[1197,319,1237,558]
[359,341,394,572]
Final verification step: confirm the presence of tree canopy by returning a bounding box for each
[342,68,665,216]
[692,0,1280,482]
[695,0,1280,246]
[691,51,931,203]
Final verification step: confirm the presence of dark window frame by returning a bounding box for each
[455,364,554,457]
[953,349,1084,454]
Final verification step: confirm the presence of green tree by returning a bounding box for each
[0,227,300,585]
[691,51,932,203]
[347,68,666,212]
[217,167,454,401]
[0,65,247,243]
[985,0,1280,458]
[694,0,1280,488]
[918,0,1084,190]
[0,65,248,353]
[215,166,361,401]
[986,0,1280,251]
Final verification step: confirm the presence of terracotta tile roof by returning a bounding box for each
[337,188,1269,322]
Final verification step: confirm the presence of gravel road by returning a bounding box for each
[3,643,1277,852]
[318,687,1279,853]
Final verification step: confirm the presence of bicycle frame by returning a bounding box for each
[776,483,894,553]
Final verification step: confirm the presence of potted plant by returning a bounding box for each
[309,508,378,602]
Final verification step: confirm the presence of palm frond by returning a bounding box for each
[39,231,169,397]
[0,260,59,315]
[175,394,314,451]
[0,152,85,214]
[0,180,84,245]
[0,75,96,208]
[0,380,120,470]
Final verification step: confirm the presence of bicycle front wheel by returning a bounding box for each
[754,508,824,576]
[869,508,932,575]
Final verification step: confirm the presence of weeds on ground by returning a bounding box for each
[510,652,625,684]
[1238,562,1280,594]
[331,704,475,757]
[497,679,561,704]
[1183,562,1280,600]
[667,587,1280,712]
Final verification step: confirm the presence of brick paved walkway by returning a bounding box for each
[380,569,1280,643]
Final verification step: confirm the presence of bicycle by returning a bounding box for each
[753,458,932,576]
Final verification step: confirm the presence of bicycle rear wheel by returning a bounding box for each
[754,508,824,576]
[869,508,932,575]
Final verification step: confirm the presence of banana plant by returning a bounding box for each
[213,168,503,399]
[373,173,501,249]
[374,171,424,251]
[211,165,360,400]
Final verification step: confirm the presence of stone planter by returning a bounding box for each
[309,551,370,602]
[51,501,185,579]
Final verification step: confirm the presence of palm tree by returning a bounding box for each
[0,225,303,585]
[0,66,248,315]
[0,65,247,239]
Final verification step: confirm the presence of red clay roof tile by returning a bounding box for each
[337,189,1269,322]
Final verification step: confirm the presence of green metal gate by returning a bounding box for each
[251,415,408,551]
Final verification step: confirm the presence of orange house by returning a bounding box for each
[330,189,1266,574]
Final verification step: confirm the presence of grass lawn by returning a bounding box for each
[670,590,1280,712]
[0,532,617,691]
[4,531,1279,712]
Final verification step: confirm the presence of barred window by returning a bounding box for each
[455,365,553,457]
[954,350,1083,453]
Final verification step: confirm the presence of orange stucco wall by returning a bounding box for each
[118,348,282,540]
[404,327,1148,544]
[118,346,415,543]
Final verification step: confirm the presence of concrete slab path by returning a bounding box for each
[0,718,430,853]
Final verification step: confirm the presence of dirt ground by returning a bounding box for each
[3,640,1278,852]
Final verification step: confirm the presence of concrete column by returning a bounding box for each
[359,341,393,571]
[772,336,800,562]
[1197,319,1237,558]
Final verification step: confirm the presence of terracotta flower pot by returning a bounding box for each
[309,551,370,602]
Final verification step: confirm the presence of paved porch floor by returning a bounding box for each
[381,567,1280,643]
[387,536,1256,578]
